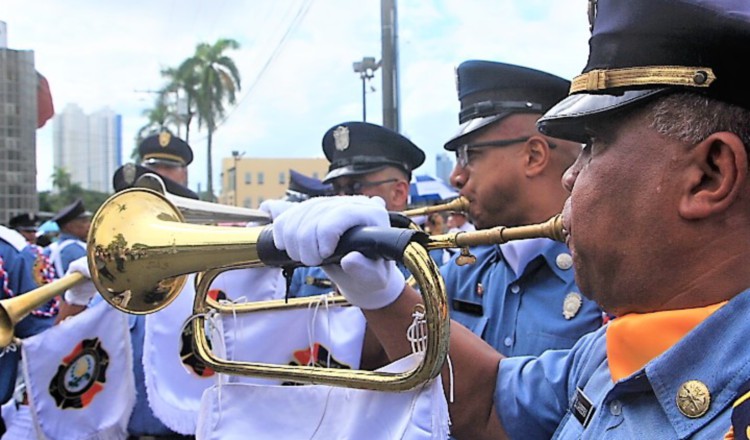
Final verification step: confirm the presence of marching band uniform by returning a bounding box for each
[0,227,56,406]
[442,240,603,356]
[494,0,750,437]
[441,61,604,355]
[45,199,91,277]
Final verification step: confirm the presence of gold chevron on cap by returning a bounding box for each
[570,66,716,94]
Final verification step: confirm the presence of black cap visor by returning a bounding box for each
[537,89,669,143]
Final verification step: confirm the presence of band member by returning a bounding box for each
[45,199,91,277]
[441,60,604,356]
[267,0,750,437]
[8,213,40,244]
[289,121,425,298]
[138,129,193,187]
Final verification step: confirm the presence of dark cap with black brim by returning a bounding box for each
[138,130,193,167]
[322,121,425,183]
[113,163,199,200]
[52,199,91,227]
[444,60,570,151]
[537,0,750,143]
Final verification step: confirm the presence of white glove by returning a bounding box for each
[273,196,405,310]
[259,199,296,221]
[63,256,98,306]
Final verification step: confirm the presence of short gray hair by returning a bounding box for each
[646,92,750,152]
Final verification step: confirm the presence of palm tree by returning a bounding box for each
[132,92,181,160]
[186,38,242,201]
[161,61,200,144]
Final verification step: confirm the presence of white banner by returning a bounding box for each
[21,301,134,440]
[196,353,450,440]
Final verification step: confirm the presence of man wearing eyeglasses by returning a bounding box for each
[440,60,605,356]
[322,121,424,211]
[288,121,426,299]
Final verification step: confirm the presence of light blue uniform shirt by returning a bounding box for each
[496,288,750,439]
[44,232,86,277]
[289,266,334,298]
[441,240,603,356]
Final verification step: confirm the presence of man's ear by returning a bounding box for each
[679,132,748,219]
[393,179,410,206]
[523,136,552,177]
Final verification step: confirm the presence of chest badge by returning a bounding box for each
[563,292,583,320]
[476,283,484,296]
[677,380,711,418]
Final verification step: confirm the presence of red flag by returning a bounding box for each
[37,72,54,129]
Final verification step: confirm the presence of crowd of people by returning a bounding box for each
[2,0,750,438]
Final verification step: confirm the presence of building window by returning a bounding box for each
[243,197,252,208]
[279,172,286,185]
[245,172,252,184]
[258,196,265,206]
[257,172,264,185]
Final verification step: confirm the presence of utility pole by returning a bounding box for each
[381,0,400,132]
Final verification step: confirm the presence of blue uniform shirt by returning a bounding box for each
[289,266,334,298]
[496,288,750,439]
[1,233,55,404]
[44,232,86,277]
[441,240,603,356]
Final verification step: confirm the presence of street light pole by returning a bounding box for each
[231,150,245,207]
[352,57,380,122]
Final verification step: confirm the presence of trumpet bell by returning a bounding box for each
[88,189,188,314]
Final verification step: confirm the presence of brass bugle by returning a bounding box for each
[425,214,565,249]
[402,196,470,217]
[87,187,449,391]
[0,273,83,347]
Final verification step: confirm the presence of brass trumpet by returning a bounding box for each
[0,273,83,347]
[86,188,564,391]
[402,196,470,217]
[0,177,271,349]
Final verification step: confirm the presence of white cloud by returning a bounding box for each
[3,0,590,193]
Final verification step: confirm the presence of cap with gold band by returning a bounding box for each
[538,0,750,143]
[138,130,193,167]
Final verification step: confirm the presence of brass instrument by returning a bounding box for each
[0,273,83,347]
[86,188,564,391]
[402,196,470,217]
[0,180,271,348]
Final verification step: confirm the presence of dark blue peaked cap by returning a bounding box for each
[138,130,193,167]
[288,169,332,197]
[322,121,425,183]
[52,199,91,227]
[538,0,750,143]
[112,163,199,200]
[444,60,570,151]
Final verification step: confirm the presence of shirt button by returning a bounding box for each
[503,337,512,347]
[609,400,622,416]
[510,284,520,294]
[556,253,573,270]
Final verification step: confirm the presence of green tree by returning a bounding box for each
[161,60,200,144]
[186,38,242,201]
[41,167,110,215]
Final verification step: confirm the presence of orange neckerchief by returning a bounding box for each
[606,301,727,382]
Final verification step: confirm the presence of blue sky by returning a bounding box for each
[3,0,590,193]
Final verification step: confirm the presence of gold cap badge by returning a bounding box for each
[158,131,172,147]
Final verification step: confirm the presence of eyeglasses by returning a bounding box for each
[333,178,400,195]
[455,136,531,168]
